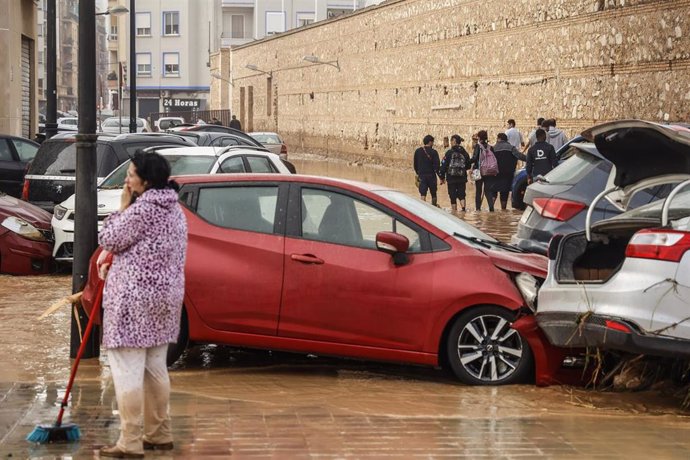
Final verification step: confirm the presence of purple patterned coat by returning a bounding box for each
[99,188,187,349]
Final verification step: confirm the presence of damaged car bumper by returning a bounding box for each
[537,311,690,358]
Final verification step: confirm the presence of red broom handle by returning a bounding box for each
[55,280,105,427]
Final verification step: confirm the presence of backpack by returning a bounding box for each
[479,143,499,177]
[447,151,466,178]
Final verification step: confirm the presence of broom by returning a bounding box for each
[27,279,105,443]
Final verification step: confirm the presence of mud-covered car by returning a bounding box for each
[0,192,53,275]
[537,120,690,357]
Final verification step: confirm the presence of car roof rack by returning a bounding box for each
[220,144,270,153]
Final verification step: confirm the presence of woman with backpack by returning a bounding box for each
[439,134,471,212]
[470,130,499,212]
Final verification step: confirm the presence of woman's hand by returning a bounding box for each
[97,249,112,280]
[120,184,132,211]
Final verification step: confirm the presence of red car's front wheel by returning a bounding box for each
[446,306,533,385]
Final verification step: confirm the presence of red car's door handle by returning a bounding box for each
[290,254,324,264]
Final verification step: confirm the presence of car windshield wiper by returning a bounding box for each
[453,232,491,249]
[99,185,123,190]
[60,168,76,173]
[453,232,527,253]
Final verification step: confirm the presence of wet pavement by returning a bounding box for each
[2,154,690,458]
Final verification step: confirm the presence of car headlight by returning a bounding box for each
[515,272,539,312]
[54,205,68,220]
[1,216,49,242]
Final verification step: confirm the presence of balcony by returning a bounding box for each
[222,0,254,6]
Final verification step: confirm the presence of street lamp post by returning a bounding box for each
[211,72,233,112]
[68,3,130,359]
[95,6,128,135]
[71,0,99,359]
[303,55,340,70]
[129,0,137,133]
[45,0,57,139]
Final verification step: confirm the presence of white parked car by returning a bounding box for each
[101,117,152,133]
[536,120,690,357]
[156,116,185,132]
[51,146,291,261]
[56,117,79,131]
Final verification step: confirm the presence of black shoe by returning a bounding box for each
[143,441,174,451]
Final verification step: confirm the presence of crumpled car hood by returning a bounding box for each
[482,248,548,279]
[0,193,52,229]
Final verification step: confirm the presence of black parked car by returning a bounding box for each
[0,134,40,198]
[173,130,267,148]
[23,132,194,212]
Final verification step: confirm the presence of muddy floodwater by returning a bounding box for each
[1,154,689,458]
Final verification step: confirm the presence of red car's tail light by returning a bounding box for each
[532,197,586,222]
[605,320,632,334]
[280,144,287,154]
[21,179,30,201]
[625,229,690,262]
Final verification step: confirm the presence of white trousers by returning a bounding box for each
[107,345,172,453]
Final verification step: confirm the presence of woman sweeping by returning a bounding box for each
[97,151,187,458]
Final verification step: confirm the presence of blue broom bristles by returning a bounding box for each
[26,423,81,443]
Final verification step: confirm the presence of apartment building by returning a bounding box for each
[117,0,222,119]
[36,0,109,116]
[220,0,385,48]
[0,0,37,138]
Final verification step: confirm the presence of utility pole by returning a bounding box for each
[45,0,57,139]
[129,0,137,133]
[71,0,99,359]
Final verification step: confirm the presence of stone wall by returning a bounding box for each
[228,0,690,163]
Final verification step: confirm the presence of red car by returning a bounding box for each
[87,175,579,385]
[0,192,53,274]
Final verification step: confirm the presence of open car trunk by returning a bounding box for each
[555,219,656,283]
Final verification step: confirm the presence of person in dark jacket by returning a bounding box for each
[526,128,558,183]
[439,134,472,212]
[413,134,441,206]
[491,133,526,210]
[470,130,492,211]
[229,115,242,131]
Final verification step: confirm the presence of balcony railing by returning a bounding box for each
[222,0,254,7]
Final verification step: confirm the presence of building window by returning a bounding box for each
[296,12,314,28]
[265,12,285,35]
[136,12,151,36]
[231,14,244,38]
[38,51,44,64]
[163,53,180,77]
[110,25,118,40]
[327,8,353,19]
[136,53,152,76]
[163,12,179,36]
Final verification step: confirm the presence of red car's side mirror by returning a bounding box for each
[375,232,410,265]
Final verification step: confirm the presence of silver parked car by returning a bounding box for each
[536,120,690,357]
[249,132,287,160]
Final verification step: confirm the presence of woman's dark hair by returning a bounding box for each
[477,130,488,143]
[450,134,463,144]
[130,150,179,191]
[497,132,508,142]
[423,134,434,145]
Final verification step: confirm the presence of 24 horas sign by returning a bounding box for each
[162,98,201,108]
